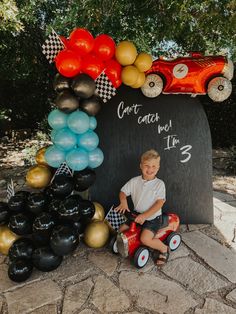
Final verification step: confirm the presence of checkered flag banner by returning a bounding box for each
[105,205,126,231]
[7,179,15,201]
[42,29,65,63]
[51,161,73,183]
[95,72,117,103]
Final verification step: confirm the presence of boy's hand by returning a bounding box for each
[114,202,130,214]
[135,213,147,225]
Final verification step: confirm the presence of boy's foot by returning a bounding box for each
[156,248,170,266]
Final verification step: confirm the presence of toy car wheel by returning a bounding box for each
[141,74,163,98]
[109,236,118,254]
[133,246,150,268]
[166,232,182,251]
[207,77,232,102]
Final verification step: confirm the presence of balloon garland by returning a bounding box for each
[0,27,153,283]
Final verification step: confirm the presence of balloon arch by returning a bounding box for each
[0,28,154,283]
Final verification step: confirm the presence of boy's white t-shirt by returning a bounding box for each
[121,175,166,221]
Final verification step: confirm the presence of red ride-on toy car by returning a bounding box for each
[110,212,181,268]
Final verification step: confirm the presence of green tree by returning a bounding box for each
[0,0,235,141]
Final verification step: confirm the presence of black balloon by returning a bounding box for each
[27,192,48,215]
[74,168,96,191]
[8,259,33,282]
[80,95,102,116]
[33,212,56,232]
[55,90,79,113]
[9,213,33,235]
[31,231,50,248]
[8,238,34,261]
[71,73,96,99]
[50,175,75,199]
[50,225,79,256]
[79,200,95,222]
[48,198,61,219]
[15,191,30,199]
[43,186,55,202]
[53,73,71,93]
[58,196,81,222]
[32,212,56,247]
[32,246,63,272]
[0,201,9,225]
[8,195,25,213]
[71,220,86,235]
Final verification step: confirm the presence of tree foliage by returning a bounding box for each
[0,0,235,146]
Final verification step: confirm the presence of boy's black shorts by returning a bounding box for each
[125,211,163,235]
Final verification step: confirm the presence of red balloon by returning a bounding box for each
[113,78,122,88]
[94,34,116,61]
[82,54,105,79]
[104,59,122,86]
[59,36,70,49]
[69,28,94,56]
[55,49,82,78]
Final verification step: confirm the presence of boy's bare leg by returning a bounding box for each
[140,229,168,252]
[119,223,129,233]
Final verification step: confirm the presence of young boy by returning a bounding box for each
[115,149,169,266]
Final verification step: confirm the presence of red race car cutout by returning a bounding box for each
[141,52,234,102]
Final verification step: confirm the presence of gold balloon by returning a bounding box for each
[92,202,105,221]
[84,221,109,248]
[26,164,52,189]
[35,146,49,166]
[121,65,139,86]
[115,41,137,66]
[0,225,19,255]
[130,71,146,88]
[134,52,153,72]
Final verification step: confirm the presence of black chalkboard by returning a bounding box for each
[91,85,213,224]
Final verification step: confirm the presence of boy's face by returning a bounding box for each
[140,158,160,180]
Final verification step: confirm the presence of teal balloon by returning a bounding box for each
[67,110,90,134]
[48,109,68,130]
[88,148,104,168]
[77,130,99,152]
[45,145,66,168]
[66,148,89,171]
[54,128,77,151]
[89,116,97,130]
[50,129,57,142]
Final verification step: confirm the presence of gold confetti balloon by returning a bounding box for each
[35,146,49,166]
[92,202,105,221]
[0,225,19,255]
[26,165,52,189]
[84,221,109,248]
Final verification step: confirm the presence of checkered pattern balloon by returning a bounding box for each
[50,161,72,183]
[42,30,65,63]
[105,206,126,231]
[95,72,117,103]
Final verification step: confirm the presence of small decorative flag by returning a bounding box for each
[51,161,73,183]
[95,72,117,103]
[42,29,65,63]
[105,205,126,231]
[7,179,15,201]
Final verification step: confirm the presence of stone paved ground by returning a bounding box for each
[0,141,236,313]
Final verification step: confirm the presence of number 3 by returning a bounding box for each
[180,145,192,163]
